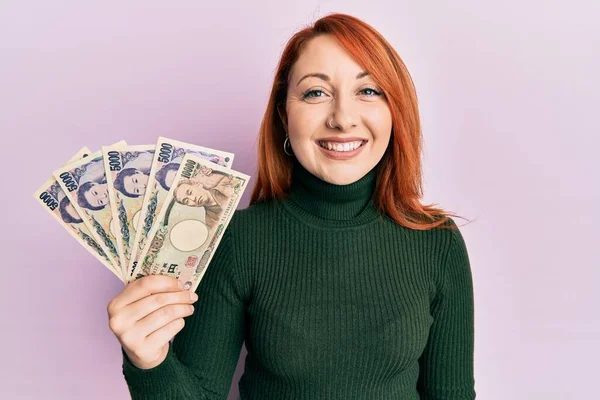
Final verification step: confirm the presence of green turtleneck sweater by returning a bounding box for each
[121,158,476,399]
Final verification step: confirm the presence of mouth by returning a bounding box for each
[316,139,367,152]
[315,139,368,160]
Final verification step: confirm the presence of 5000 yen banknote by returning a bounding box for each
[53,141,126,279]
[127,137,234,282]
[103,144,155,270]
[34,147,123,281]
[131,152,249,293]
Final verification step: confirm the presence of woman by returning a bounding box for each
[108,13,476,399]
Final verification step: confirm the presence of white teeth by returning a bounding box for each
[318,140,364,152]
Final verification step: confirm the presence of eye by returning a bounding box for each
[302,89,327,99]
[359,87,382,97]
[135,189,139,194]
[133,178,138,183]
[186,189,192,195]
[92,191,97,196]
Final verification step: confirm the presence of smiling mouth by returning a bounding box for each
[316,140,367,152]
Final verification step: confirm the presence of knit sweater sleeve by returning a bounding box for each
[417,222,476,399]
[120,215,247,399]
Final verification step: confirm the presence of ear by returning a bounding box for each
[277,103,288,133]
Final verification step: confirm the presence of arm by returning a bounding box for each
[417,222,476,399]
[121,214,248,399]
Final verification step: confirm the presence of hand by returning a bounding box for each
[107,275,198,369]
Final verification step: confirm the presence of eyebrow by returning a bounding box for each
[296,71,369,86]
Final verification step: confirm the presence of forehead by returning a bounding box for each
[291,35,364,80]
[177,182,192,190]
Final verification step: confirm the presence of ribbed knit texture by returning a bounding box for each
[121,157,476,399]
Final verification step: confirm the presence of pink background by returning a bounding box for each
[2,1,598,399]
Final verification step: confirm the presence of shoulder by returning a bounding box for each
[381,214,467,275]
[226,199,279,238]
[425,216,468,268]
[220,200,279,283]
[381,214,463,247]
[410,216,472,299]
[232,199,279,223]
[439,217,468,256]
[433,217,472,295]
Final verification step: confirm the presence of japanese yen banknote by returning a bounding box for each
[131,152,249,293]
[34,138,247,287]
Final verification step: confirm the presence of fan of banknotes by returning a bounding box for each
[34,137,250,293]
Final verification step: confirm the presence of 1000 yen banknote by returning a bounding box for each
[131,152,249,293]
[34,147,123,282]
[53,141,126,279]
[103,144,155,270]
[127,137,235,282]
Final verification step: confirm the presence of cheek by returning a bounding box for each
[364,106,392,139]
[287,104,326,139]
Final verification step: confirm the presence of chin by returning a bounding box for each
[318,165,369,186]
[328,175,360,185]
[298,150,374,185]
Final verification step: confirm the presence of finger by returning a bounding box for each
[108,275,181,315]
[109,291,196,334]
[121,290,198,325]
[145,318,187,351]
[135,303,195,338]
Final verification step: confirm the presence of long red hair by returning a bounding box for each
[249,13,469,230]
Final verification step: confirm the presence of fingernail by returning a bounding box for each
[190,293,198,302]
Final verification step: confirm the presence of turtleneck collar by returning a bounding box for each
[279,158,383,229]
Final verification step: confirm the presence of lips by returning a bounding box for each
[316,136,368,143]
[315,138,367,160]
[317,140,366,151]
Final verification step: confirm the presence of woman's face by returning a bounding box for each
[284,34,392,185]
[83,182,109,208]
[124,170,149,195]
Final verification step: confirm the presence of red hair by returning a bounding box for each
[249,13,470,231]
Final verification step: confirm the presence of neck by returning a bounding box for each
[280,158,382,229]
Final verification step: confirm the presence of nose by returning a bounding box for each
[328,94,358,132]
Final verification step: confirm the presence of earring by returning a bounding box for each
[283,134,294,157]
